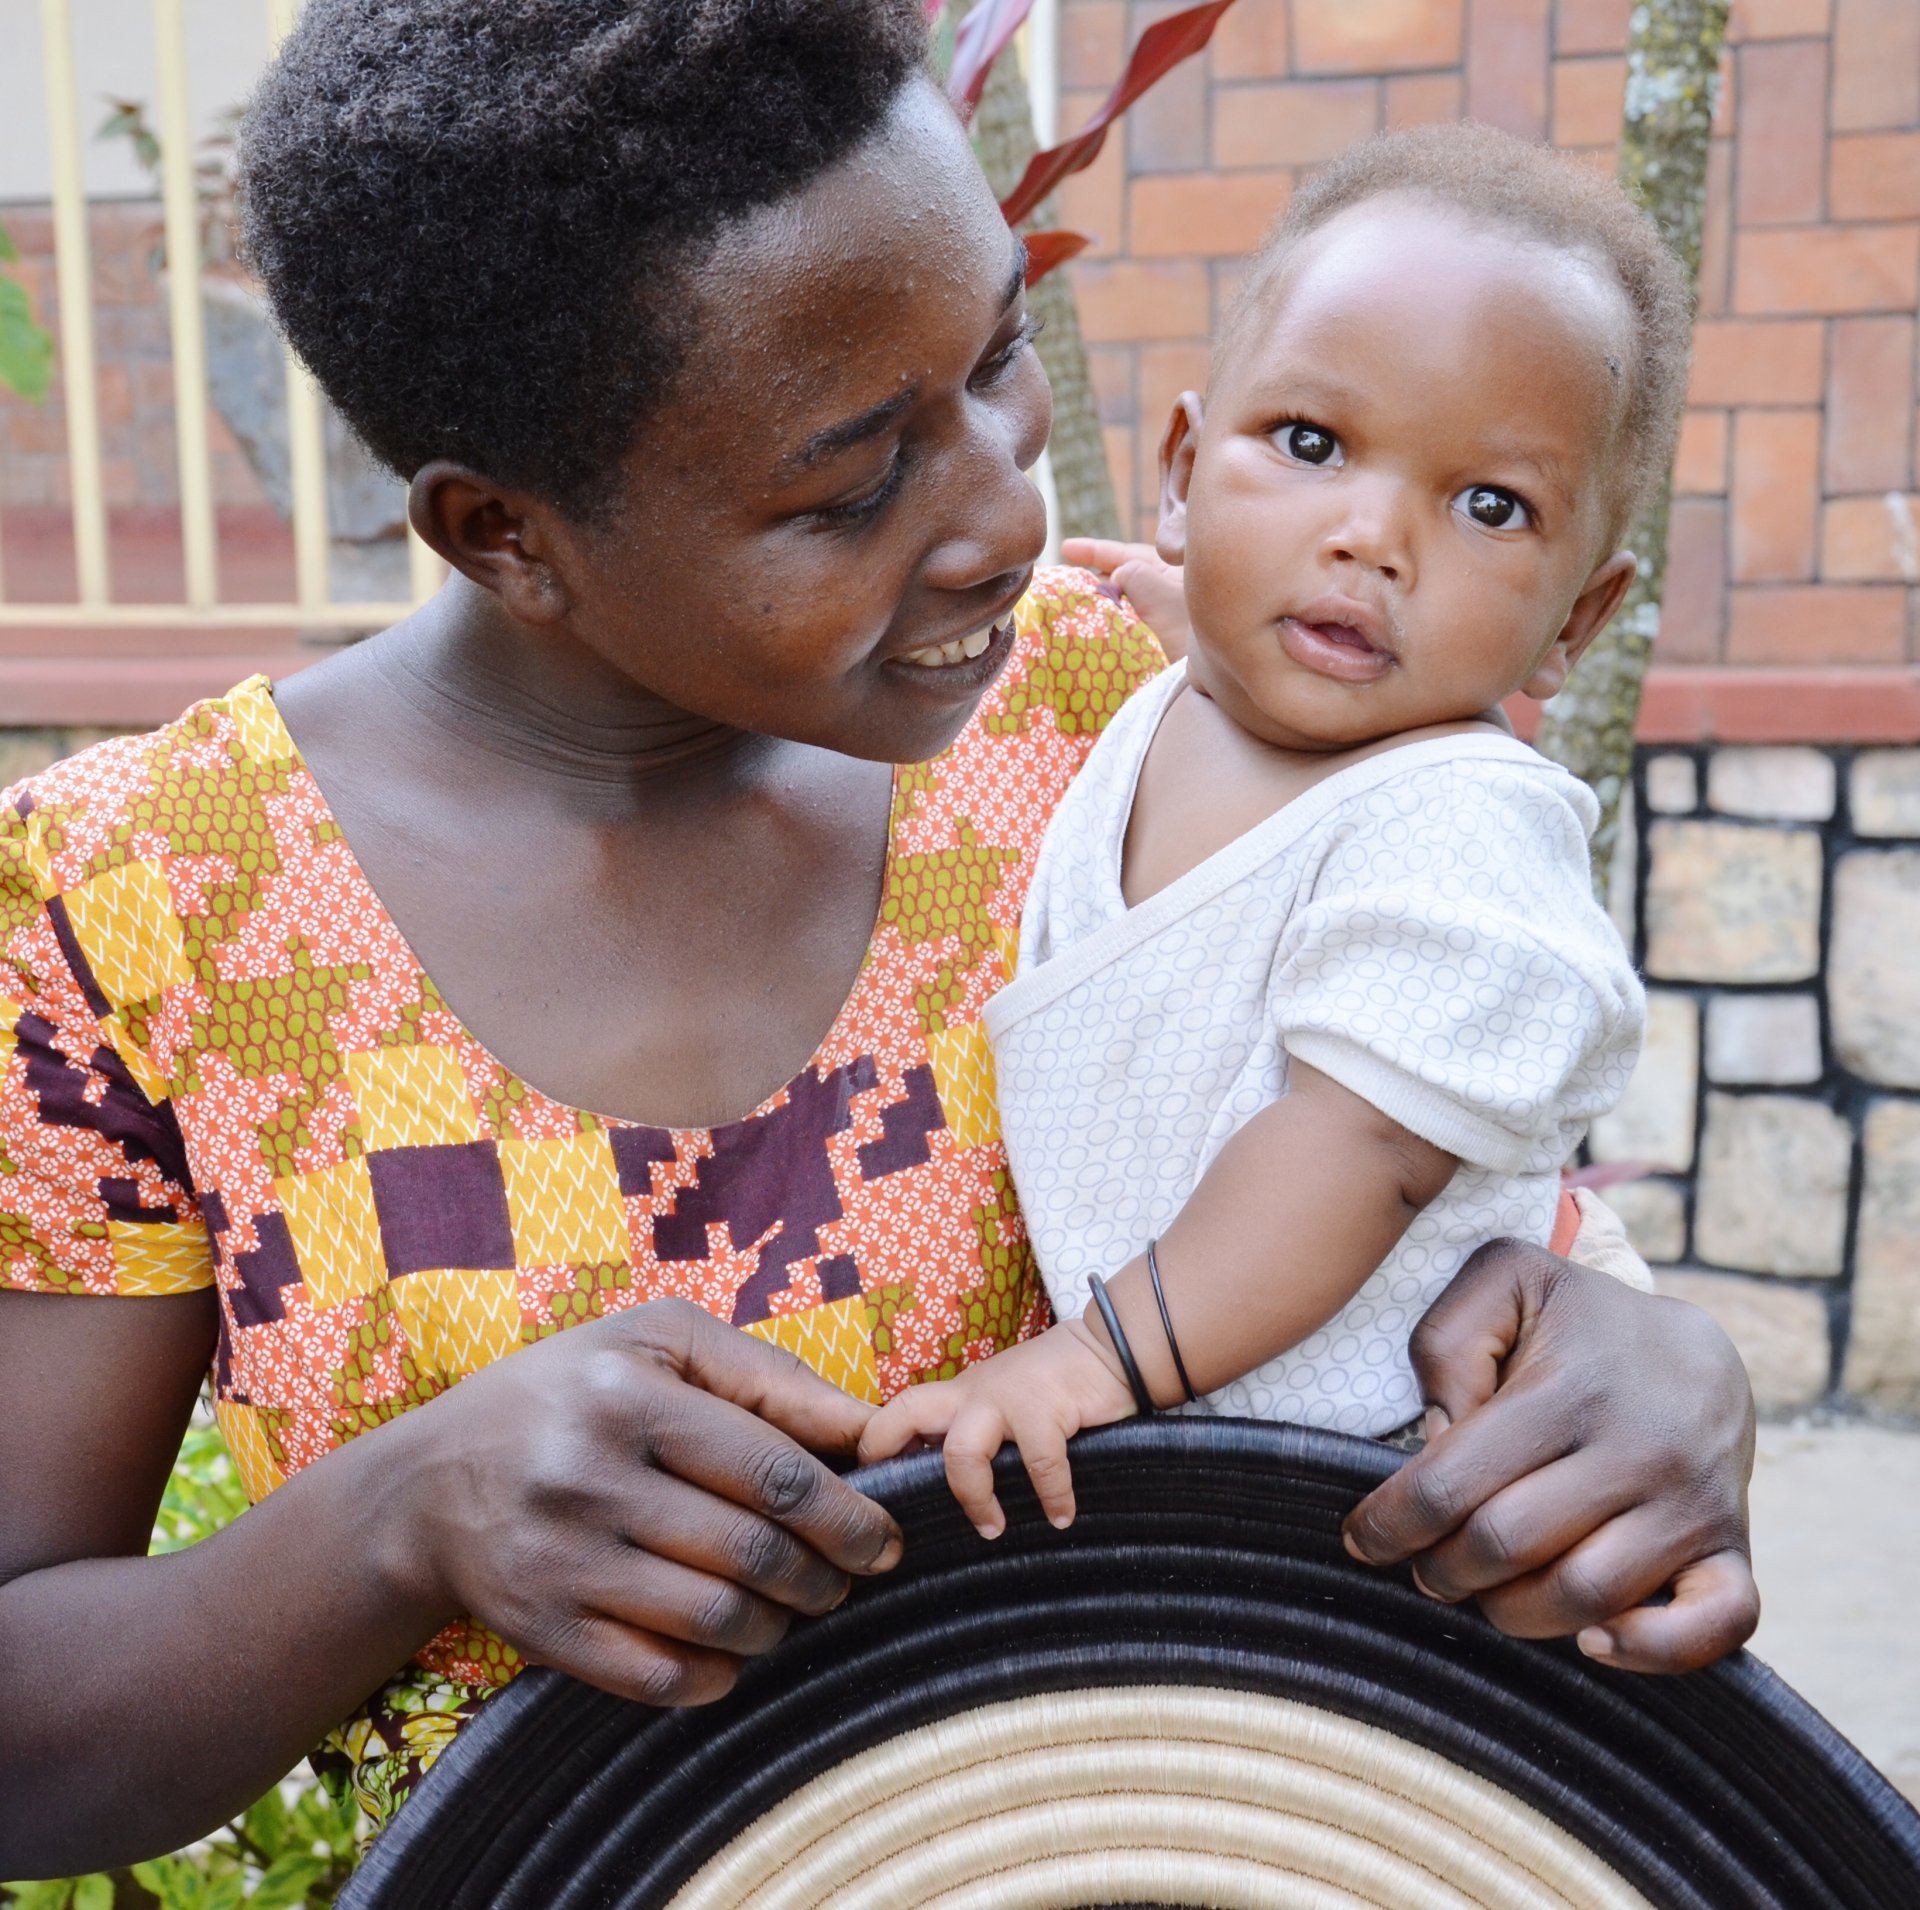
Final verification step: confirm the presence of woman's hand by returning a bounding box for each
[1060,537,1191,660]
[401,1297,904,1707]
[1342,1242,1760,1673]
[857,1320,1137,1539]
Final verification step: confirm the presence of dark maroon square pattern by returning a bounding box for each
[368,1141,517,1275]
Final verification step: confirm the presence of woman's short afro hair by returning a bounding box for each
[1223,121,1694,547]
[240,0,928,519]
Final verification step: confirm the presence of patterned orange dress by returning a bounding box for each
[0,568,1163,1827]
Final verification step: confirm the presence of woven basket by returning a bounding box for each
[342,1419,1920,1909]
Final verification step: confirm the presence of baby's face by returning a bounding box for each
[1165,195,1636,751]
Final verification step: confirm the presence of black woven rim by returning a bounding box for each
[342,1420,1920,1909]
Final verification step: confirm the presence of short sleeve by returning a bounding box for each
[0,791,212,1297]
[1270,761,1644,1176]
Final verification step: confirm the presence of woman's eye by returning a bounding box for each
[1459,485,1530,530]
[974,315,1044,386]
[1279,422,1338,465]
[815,458,904,529]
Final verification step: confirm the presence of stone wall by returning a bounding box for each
[1601,743,1920,1418]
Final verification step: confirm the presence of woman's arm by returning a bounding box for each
[0,1292,901,1878]
[1342,1243,1760,1673]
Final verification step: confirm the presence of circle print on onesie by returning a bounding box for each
[343,1420,1920,1910]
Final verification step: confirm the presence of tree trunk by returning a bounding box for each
[1534,0,1731,895]
[971,47,1126,543]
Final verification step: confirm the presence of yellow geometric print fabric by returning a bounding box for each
[0,567,1165,1828]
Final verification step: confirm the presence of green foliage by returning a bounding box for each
[1,1412,364,1909]
[0,224,54,403]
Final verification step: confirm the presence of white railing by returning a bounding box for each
[0,0,443,632]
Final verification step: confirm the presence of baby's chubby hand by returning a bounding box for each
[857,1321,1139,1539]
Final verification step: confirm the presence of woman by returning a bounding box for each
[0,0,1756,1876]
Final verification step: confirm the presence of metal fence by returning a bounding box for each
[0,0,443,632]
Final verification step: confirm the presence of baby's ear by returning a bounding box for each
[1523,550,1636,701]
[1155,392,1205,565]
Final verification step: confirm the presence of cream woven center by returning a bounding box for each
[667,1684,1651,1909]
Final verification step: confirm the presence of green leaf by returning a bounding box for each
[0,260,53,403]
[70,1879,113,1910]
[247,1856,328,1909]
[2,1881,76,1910]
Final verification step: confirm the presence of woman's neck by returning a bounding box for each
[370,573,778,800]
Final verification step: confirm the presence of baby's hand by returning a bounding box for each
[856,1321,1138,1539]
[1059,538,1191,661]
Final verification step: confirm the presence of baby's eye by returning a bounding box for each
[1457,485,1531,531]
[1278,422,1339,465]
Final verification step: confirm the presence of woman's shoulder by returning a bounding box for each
[992,564,1168,742]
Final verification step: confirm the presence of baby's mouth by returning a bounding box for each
[1277,614,1397,684]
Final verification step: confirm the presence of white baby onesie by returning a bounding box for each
[983,660,1644,1435]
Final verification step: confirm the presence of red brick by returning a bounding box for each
[1698,138,1735,316]
[1087,343,1137,424]
[1734,225,1920,315]
[1138,340,1214,446]
[1821,494,1920,581]
[1829,134,1920,222]
[1712,47,1738,138]
[1056,91,1128,255]
[1062,1,1129,88]
[1688,320,1826,405]
[1552,57,1625,149]
[1825,316,1915,492]
[1214,79,1379,168]
[1725,583,1909,661]
[1384,70,1465,131]
[1125,2,1211,171]
[1294,0,1463,74]
[1075,259,1214,340]
[1731,408,1822,580]
[1832,0,1920,133]
[1211,0,1291,79]
[1675,409,1731,494]
[1129,170,1293,257]
[1102,423,1138,528]
[1467,0,1550,138]
[1729,0,1833,38]
[1659,497,1729,662]
[1735,40,1829,226]
[1557,0,1631,55]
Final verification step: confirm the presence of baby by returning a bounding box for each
[861,123,1688,1539]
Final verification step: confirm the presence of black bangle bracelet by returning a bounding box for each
[1147,1238,1197,1405]
[1086,1273,1158,1417]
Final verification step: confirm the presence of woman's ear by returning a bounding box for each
[409,461,570,626]
[1522,549,1637,701]
[1155,392,1205,566]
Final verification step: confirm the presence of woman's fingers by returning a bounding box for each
[612,1472,851,1617]
[1400,1239,1535,1429]
[583,1545,794,1658]
[1343,1372,1575,1566]
[531,1611,744,1710]
[1406,1450,1643,1604]
[621,1298,877,1456]
[943,1402,1012,1540]
[1579,1551,1761,1675]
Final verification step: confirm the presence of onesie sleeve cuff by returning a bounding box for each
[1283,1031,1536,1175]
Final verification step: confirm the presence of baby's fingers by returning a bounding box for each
[944,1402,1012,1540]
[857,1383,958,1466]
[1010,1413,1078,1530]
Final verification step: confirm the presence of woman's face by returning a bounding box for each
[543,76,1052,766]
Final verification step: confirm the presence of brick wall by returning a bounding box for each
[0,200,267,511]
[1058,0,1920,669]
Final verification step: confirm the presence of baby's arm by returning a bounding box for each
[858,1058,1455,1535]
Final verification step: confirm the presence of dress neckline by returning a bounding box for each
[234,674,905,1139]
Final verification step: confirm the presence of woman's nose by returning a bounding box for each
[921,394,1052,595]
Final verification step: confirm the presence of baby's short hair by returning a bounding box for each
[1223,122,1694,548]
